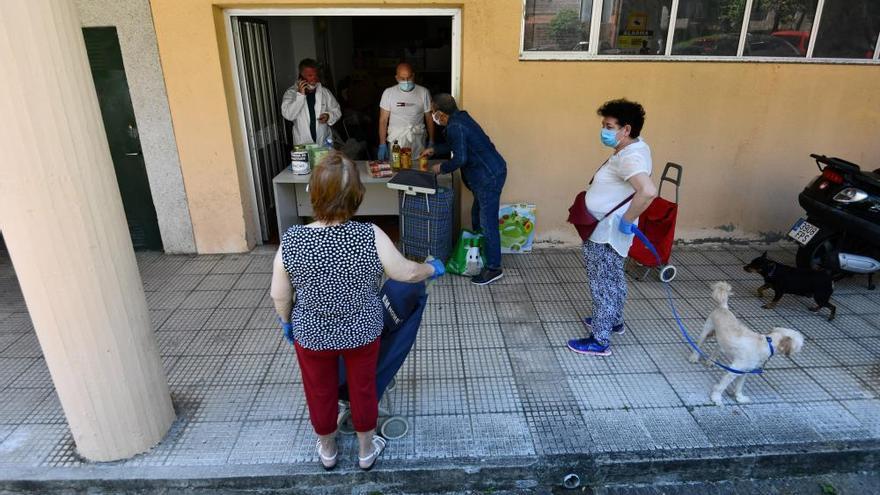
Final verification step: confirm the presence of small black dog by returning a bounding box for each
[743,252,836,321]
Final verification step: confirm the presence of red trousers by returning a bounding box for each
[294,339,380,435]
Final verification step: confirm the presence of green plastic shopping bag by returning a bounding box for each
[446,230,487,276]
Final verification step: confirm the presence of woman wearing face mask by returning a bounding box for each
[377,63,434,161]
[567,99,657,357]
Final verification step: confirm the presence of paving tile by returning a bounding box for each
[553,346,612,376]
[509,347,562,375]
[814,338,876,366]
[145,291,189,310]
[156,331,196,357]
[836,294,880,314]
[166,355,228,387]
[183,330,241,356]
[805,402,872,441]
[581,409,650,452]
[461,348,513,378]
[0,333,41,358]
[567,374,627,411]
[645,343,704,374]
[526,409,591,454]
[665,371,724,406]
[636,407,712,449]
[414,350,464,379]
[160,309,214,332]
[842,399,880,435]
[689,405,767,446]
[552,267,587,284]
[159,274,206,292]
[805,367,874,400]
[606,344,658,374]
[542,322,586,347]
[150,309,173,330]
[232,328,281,355]
[264,350,300,384]
[502,254,549,269]
[458,324,505,349]
[423,302,458,326]
[516,374,578,412]
[0,388,52,425]
[526,283,569,302]
[470,413,535,457]
[221,290,266,309]
[179,291,227,310]
[616,373,683,408]
[562,282,591,302]
[228,420,309,464]
[489,284,532,303]
[495,302,539,323]
[466,377,521,414]
[0,357,36,389]
[0,424,68,468]
[761,368,831,402]
[178,259,219,275]
[244,255,275,274]
[454,303,499,325]
[414,379,468,415]
[501,322,550,348]
[740,403,821,444]
[426,285,454,305]
[204,308,255,330]
[413,414,473,459]
[845,366,880,395]
[520,269,560,285]
[24,390,65,425]
[841,318,880,338]
[165,421,241,466]
[246,307,278,329]
[8,359,51,390]
[211,255,251,274]
[533,300,580,322]
[212,354,273,386]
[233,274,271,291]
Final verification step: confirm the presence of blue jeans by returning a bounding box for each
[469,175,506,271]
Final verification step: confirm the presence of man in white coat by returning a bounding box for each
[281,59,341,146]
[377,63,434,161]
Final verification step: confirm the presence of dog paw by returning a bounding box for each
[734,395,752,404]
[761,304,775,310]
[688,353,700,364]
[808,306,819,313]
[710,393,723,406]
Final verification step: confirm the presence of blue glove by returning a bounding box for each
[277,317,295,344]
[428,259,446,280]
[377,144,389,161]
[618,217,636,235]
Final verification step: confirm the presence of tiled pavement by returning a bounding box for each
[0,245,879,476]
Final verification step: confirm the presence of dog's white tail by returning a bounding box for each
[711,281,732,308]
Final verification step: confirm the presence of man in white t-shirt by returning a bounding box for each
[376,63,434,161]
[568,99,658,357]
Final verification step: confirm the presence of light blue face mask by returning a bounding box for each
[600,127,620,148]
[398,81,415,92]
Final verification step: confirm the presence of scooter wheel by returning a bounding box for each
[379,416,409,439]
[659,265,677,283]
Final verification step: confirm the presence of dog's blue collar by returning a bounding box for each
[766,336,775,358]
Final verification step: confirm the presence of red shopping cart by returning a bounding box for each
[628,162,683,282]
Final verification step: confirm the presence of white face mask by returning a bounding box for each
[431,112,443,126]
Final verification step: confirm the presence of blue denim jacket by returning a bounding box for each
[436,111,507,190]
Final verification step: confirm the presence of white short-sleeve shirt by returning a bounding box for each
[584,139,653,256]
[379,84,431,129]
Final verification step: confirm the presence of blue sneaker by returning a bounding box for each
[583,316,625,335]
[567,336,612,356]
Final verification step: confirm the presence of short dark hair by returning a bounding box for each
[597,99,646,138]
[309,151,364,224]
[433,93,458,115]
[298,58,319,74]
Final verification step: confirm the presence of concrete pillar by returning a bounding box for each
[0,0,175,461]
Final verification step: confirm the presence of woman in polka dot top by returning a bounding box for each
[270,151,444,471]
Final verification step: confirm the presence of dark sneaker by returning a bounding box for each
[472,268,504,285]
[583,316,626,335]
[567,336,612,356]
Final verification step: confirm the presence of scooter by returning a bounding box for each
[789,154,880,289]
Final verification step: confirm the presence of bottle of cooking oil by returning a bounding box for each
[391,140,401,169]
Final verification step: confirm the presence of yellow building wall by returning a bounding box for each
[150,0,880,253]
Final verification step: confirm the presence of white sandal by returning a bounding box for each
[316,440,338,470]
[358,435,387,471]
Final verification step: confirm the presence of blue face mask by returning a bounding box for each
[600,128,620,148]
[398,81,415,92]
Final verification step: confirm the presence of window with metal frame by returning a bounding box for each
[520,0,880,63]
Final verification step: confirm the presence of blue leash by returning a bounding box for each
[631,227,770,375]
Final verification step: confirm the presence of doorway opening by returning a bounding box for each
[226,8,461,243]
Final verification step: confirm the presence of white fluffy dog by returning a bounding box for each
[689,281,805,405]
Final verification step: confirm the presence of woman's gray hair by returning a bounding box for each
[433,93,458,115]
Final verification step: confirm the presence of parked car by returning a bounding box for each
[673,33,801,57]
[771,30,810,56]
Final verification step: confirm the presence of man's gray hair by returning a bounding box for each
[433,93,458,115]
